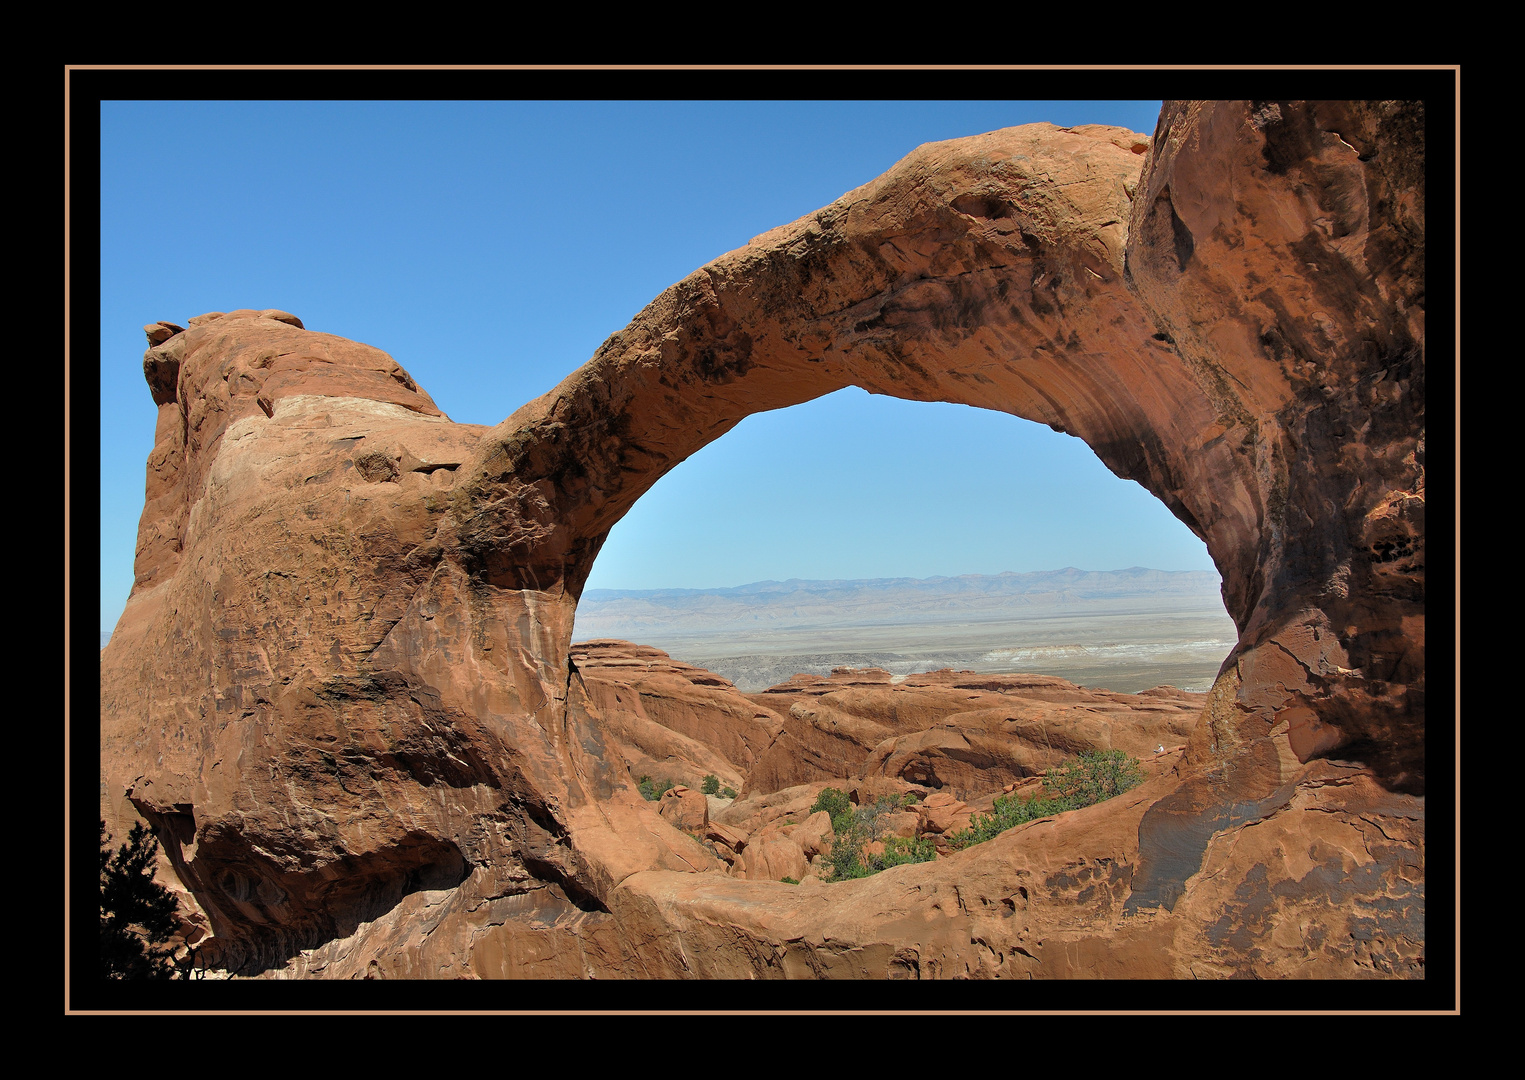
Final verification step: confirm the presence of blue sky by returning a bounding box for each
[98,98,1222,633]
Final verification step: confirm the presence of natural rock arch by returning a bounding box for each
[100,102,1425,978]
[454,105,1422,786]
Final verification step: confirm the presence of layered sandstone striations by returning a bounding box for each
[100,102,1426,979]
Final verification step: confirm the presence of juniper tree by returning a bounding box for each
[99,820,180,979]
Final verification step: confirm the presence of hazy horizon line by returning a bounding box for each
[581,565,1223,597]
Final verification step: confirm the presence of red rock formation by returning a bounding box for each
[1126,101,1426,795]
[744,666,1202,797]
[656,786,709,834]
[571,640,780,795]
[99,102,1427,980]
[102,313,719,975]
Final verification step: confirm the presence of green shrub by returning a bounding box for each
[637,775,680,802]
[946,792,1072,848]
[865,835,937,873]
[948,749,1144,850]
[721,786,738,800]
[825,832,871,881]
[810,787,852,818]
[1045,748,1143,805]
[701,774,720,795]
[822,794,935,881]
[855,794,905,841]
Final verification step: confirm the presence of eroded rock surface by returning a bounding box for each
[744,666,1203,797]
[100,102,1426,979]
[1126,101,1425,794]
[572,640,781,797]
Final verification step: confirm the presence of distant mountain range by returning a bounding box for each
[572,568,1236,692]
[574,567,1226,639]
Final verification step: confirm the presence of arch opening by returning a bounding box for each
[572,387,1237,697]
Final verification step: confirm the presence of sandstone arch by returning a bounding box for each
[100,101,1426,978]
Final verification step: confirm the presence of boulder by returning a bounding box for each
[787,811,834,858]
[916,792,975,836]
[737,834,810,883]
[657,786,709,833]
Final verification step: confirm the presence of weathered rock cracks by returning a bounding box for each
[100,102,1426,980]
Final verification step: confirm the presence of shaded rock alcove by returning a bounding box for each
[100,101,1425,979]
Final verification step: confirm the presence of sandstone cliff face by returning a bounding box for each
[99,102,1427,980]
[1126,101,1425,794]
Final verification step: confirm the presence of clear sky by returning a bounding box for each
[98,98,1223,634]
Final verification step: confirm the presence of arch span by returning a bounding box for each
[459,124,1227,602]
[447,106,1423,800]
